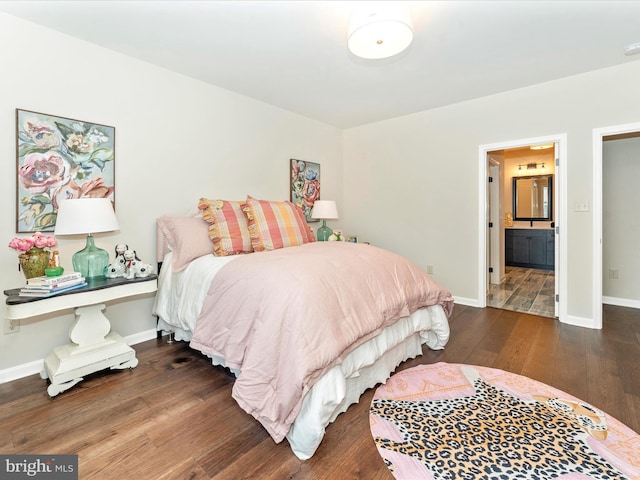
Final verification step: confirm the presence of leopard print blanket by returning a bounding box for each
[370,364,639,480]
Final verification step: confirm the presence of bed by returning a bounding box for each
[152,197,454,459]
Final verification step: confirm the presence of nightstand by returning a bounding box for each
[4,275,157,397]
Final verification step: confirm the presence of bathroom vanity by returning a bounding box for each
[505,228,555,270]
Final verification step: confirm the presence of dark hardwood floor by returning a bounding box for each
[1,304,638,479]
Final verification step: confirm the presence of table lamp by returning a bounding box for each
[311,200,338,241]
[54,198,120,279]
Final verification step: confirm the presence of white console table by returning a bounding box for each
[4,275,157,397]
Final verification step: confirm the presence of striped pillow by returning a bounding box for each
[198,198,253,256]
[302,217,316,243]
[291,201,316,243]
[242,196,312,251]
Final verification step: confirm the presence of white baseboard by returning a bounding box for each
[602,296,640,309]
[0,328,160,384]
[452,296,480,308]
[0,359,45,384]
[124,328,160,346]
[561,298,640,330]
[562,315,599,329]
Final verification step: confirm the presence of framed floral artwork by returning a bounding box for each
[16,109,115,233]
[290,159,320,222]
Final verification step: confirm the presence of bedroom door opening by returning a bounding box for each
[479,135,567,322]
[593,122,640,329]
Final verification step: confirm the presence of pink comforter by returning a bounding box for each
[189,242,453,442]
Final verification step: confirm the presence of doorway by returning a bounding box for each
[478,135,567,323]
[487,145,555,317]
[593,122,640,329]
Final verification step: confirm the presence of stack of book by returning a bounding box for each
[19,272,87,297]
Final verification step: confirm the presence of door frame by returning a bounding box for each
[592,121,640,329]
[478,134,567,324]
[488,160,501,286]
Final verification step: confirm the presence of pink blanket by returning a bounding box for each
[189,242,453,442]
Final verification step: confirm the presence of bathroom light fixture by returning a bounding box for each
[518,162,546,172]
[348,2,413,59]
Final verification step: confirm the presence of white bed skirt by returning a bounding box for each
[157,304,449,459]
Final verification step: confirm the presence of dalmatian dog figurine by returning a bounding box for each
[105,243,128,278]
[123,249,153,279]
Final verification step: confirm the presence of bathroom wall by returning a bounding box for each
[502,148,556,229]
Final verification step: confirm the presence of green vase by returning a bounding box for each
[19,247,51,279]
[316,220,333,241]
[72,235,109,279]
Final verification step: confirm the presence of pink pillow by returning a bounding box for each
[157,214,213,272]
[198,198,253,256]
[242,196,312,251]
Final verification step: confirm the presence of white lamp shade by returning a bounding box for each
[311,200,339,220]
[54,198,119,235]
[348,3,413,59]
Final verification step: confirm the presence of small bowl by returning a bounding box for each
[45,267,64,277]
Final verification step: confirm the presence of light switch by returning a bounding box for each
[575,202,590,212]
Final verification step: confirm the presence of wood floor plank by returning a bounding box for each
[155,458,211,480]
[0,303,638,479]
[520,313,560,385]
[552,323,589,399]
[492,312,540,372]
[585,334,623,420]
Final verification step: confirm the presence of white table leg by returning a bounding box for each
[69,303,112,347]
[44,303,137,397]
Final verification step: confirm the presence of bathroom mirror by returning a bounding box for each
[512,175,553,221]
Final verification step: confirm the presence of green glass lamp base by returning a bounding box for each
[316,220,333,242]
[72,235,109,278]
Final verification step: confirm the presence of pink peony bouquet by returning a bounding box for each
[8,232,57,252]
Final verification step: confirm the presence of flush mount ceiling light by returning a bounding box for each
[530,143,554,150]
[348,3,413,59]
[624,42,640,56]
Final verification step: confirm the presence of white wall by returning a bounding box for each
[0,13,343,372]
[603,136,640,301]
[343,59,640,321]
[4,11,640,376]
